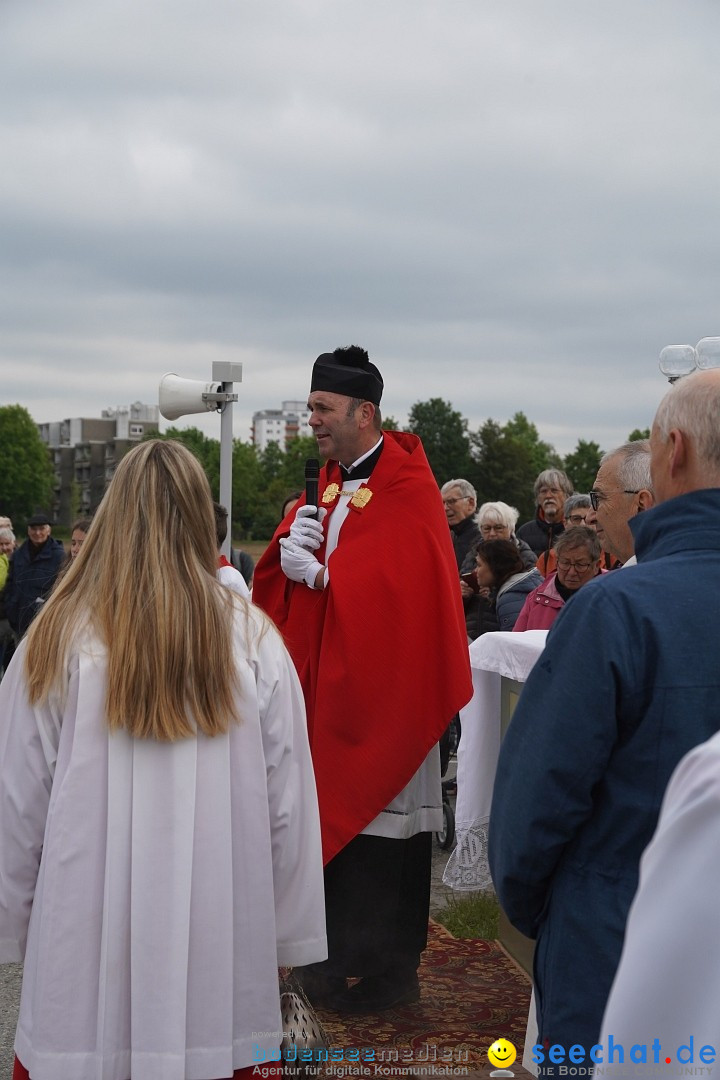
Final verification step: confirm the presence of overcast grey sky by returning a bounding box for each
[2,0,719,456]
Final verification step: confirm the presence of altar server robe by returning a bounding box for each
[0,604,326,1080]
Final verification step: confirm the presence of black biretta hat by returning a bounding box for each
[310,346,383,405]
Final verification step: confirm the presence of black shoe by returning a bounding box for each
[294,965,347,1005]
[329,973,420,1014]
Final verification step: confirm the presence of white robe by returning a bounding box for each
[0,602,327,1080]
[598,730,720,1078]
[216,563,251,599]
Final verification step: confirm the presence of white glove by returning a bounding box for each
[280,538,325,588]
[288,505,327,552]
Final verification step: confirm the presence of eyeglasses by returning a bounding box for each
[443,497,469,507]
[480,522,509,535]
[557,558,593,573]
[589,489,641,511]
[567,514,588,525]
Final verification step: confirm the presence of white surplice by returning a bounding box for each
[598,730,720,1078]
[0,602,327,1080]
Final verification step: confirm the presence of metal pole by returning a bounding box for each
[212,362,243,559]
[218,391,233,558]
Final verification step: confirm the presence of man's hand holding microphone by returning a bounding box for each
[280,505,328,588]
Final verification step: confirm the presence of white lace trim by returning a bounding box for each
[442,819,494,892]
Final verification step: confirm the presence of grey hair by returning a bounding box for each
[554,525,601,561]
[654,371,720,473]
[563,494,591,517]
[533,469,574,499]
[600,440,653,494]
[0,516,12,529]
[477,501,519,530]
[0,526,15,544]
[441,478,477,501]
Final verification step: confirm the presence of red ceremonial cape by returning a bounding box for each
[253,430,472,864]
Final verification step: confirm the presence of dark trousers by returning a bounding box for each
[320,831,432,979]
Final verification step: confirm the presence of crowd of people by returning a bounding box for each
[0,349,718,1080]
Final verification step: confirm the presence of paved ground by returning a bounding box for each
[0,963,21,1078]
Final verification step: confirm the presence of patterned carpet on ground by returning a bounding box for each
[315,920,531,1075]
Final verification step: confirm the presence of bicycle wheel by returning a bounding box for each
[435,799,455,850]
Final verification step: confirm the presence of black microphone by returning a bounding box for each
[305,458,320,520]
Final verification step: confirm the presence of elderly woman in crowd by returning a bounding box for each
[474,539,544,632]
[515,525,603,632]
[459,501,536,640]
[474,502,536,567]
[0,439,326,1080]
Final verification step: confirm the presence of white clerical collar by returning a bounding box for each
[341,435,384,475]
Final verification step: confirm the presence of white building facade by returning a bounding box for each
[251,400,311,451]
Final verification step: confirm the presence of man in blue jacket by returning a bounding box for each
[4,512,65,639]
[489,367,720,1074]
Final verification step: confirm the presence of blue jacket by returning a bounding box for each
[489,489,720,1057]
[4,537,65,637]
[495,567,543,630]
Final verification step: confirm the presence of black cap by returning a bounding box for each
[310,346,383,405]
[27,512,52,526]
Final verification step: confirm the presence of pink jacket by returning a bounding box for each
[513,571,565,631]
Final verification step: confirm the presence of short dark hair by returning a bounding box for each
[476,539,525,586]
[213,502,228,548]
[281,491,302,519]
[346,396,382,430]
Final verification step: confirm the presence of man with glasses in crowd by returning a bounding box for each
[536,493,594,576]
[586,440,655,566]
[489,371,720,1075]
[516,469,574,561]
[441,478,480,571]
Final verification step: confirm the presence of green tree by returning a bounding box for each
[503,412,561,474]
[563,439,603,494]
[468,419,539,521]
[282,435,322,490]
[406,398,472,484]
[231,440,262,537]
[382,415,400,431]
[0,405,54,522]
[628,427,650,442]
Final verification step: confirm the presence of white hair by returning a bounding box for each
[600,441,653,493]
[441,478,477,501]
[654,371,720,473]
[477,501,519,530]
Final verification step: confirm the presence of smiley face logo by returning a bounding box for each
[488,1039,517,1070]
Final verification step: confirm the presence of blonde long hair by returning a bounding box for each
[25,439,242,740]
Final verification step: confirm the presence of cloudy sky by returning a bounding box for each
[2,0,719,456]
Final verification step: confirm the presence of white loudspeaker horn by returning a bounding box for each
[158,372,223,421]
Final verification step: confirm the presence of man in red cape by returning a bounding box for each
[253,346,472,1013]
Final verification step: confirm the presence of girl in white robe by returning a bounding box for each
[0,440,327,1080]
